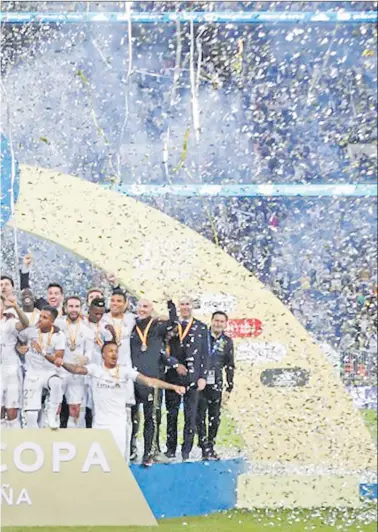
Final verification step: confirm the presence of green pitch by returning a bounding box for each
[5,507,378,532]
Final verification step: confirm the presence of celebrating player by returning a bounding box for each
[53,341,186,461]
[0,296,29,428]
[18,305,64,429]
[55,296,94,427]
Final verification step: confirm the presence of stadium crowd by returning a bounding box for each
[0,254,235,467]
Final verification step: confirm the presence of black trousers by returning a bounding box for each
[197,387,222,451]
[166,387,199,456]
[131,388,162,458]
[60,395,69,428]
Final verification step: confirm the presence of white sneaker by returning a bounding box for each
[47,410,59,430]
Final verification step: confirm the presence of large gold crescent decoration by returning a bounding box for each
[8,164,376,507]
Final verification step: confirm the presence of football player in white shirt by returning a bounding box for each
[0,296,29,428]
[53,341,185,461]
[83,297,112,428]
[18,305,65,429]
[101,289,136,403]
[0,275,15,300]
[55,296,94,428]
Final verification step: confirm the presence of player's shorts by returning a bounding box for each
[23,369,61,411]
[0,364,21,409]
[62,373,85,405]
[94,408,132,462]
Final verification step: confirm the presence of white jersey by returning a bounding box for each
[25,309,40,328]
[55,317,94,364]
[101,312,135,367]
[18,327,66,373]
[86,364,139,425]
[0,317,20,366]
[84,319,112,366]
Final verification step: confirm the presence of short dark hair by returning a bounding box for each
[111,288,127,302]
[64,295,82,306]
[1,276,14,287]
[86,287,104,302]
[42,305,58,321]
[90,297,106,308]
[101,340,118,354]
[47,283,64,294]
[211,311,228,321]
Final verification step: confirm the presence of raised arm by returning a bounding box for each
[6,296,29,330]
[156,299,179,337]
[20,254,32,290]
[136,374,185,395]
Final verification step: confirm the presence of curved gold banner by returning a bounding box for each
[9,165,376,506]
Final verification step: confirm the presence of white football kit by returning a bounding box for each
[55,318,94,405]
[83,319,112,410]
[18,327,65,410]
[101,312,136,406]
[0,317,21,410]
[86,363,139,461]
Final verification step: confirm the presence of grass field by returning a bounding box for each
[5,507,378,532]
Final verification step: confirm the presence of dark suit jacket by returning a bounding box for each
[166,318,209,387]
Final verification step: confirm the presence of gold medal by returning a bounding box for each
[66,318,80,352]
[38,327,54,354]
[178,318,193,347]
[136,318,153,353]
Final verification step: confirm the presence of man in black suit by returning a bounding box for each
[165,296,208,461]
[130,298,187,467]
[197,311,235,460]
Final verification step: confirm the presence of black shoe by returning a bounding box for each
[165,450,176,459]
[142,455,153,467]
[182,453,189,462]
[207,450,220,461]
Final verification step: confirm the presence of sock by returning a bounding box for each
[25,411,39,428]
[7,417,21,429]
[67,415,79,428]
[48,377,63,418]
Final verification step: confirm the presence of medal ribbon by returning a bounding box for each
[66,318,80,347]
[29,309,37,327]
[136,318,153,350]
[38,326,54,352]
[95,322,103,347]
[178,318,193,345]
[111,318,123,344]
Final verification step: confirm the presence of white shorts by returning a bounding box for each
[94,408,132,462]
[0,364,21,409]
[62,373,85,405]
[23,370,61,411]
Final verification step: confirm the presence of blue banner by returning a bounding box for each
[1,11,377,25]
[108,183,378,198]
